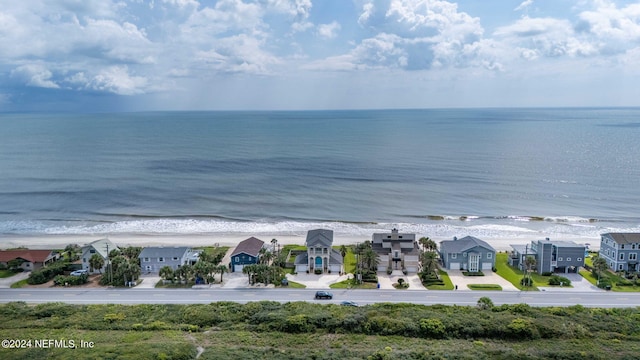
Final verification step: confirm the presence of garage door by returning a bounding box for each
[234,264,244,272]
[482,263,493,270]
[449,262,459,270]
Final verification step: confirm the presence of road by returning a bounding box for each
[1,288,639,307]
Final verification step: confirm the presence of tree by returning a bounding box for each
[64,244,81,261]
[419,237,437,253]
[89,254,105,274]
[420,251,439,279]
[7,258,24,271]
[159,266,174,283]
[216,265,228,283]
[361,247,380,272]
[592,256,609,285]
[122,247,142,262]
[477,296,494,310]
[259,249,274,265]
[524,255,536,287]
[271,238,278,255]
[339,245,347,259]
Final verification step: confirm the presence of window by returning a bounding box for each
[159,257,165,262]
[235,257,239,262]
[619,264,624,270]
[145,266,152,271]
[630,253,637,260]
[633,244,637,250]
[567,257,571,261]
[577,257,582,262]
[558,257,563,261]
[83,258,86,263]
[622,244,625,249]
[620,253,625,260]
[487,253,493,259]
[143,257,150,262]
[463,252,467,257]
[172,257,179,261]
[90,250,96,253]
[451,253,457,259]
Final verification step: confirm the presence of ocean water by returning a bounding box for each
[1,108,639,243]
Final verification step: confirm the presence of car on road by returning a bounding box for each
[314,291,333,299]
[340,300,358,307]
[70,270,88,276]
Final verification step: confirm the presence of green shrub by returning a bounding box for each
[548,275,571,286]
[419,318,445,338]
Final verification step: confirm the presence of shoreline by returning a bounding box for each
[0,232,600,252]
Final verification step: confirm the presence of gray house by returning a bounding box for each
[294,229,343,273]
[599,233,640,272]
[509,238,585,274]
[439,236,496,272]
[371,228,420,273]
[81,238,118,274]
[139,247,193,274]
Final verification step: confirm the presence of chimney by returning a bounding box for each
[391,228,399,240]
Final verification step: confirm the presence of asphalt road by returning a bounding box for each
[1,288,640,307]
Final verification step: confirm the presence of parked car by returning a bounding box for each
[70,270,88,276]
[340,301,358,307]
[314,291,333,299]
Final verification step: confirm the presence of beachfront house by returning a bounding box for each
[139,247,193,273]
[230,237,265,272]
[371,228,420,273]
[0,249,59,271]
[439,236,496,272]
[294,229,343,274]
[509,238,585,274]
[599,233,640,273]
[81,238,118,274]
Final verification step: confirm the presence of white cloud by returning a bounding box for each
[514,0,534,12]
[86,66,148,95]
[11,64,60,89]
[317,21,341,39]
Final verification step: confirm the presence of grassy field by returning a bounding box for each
[581,268,640,292]
[495,253,539,290]
[0,270,18,278]
[2,301,640,359]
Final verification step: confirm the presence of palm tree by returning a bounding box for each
[339,245,347,259]
[89,254,105,274]
[420,251,438,279]
[271,238,278,254]
[259,249,274,265]
[592,256,609,285]
[362,248,380,272]
[159,266,174,283]
[216,265,228,283]
[419,237,437,253]
[524,256,537,286]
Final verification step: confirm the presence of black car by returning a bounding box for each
[315,291,333,299]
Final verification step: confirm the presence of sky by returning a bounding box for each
[1,0,639,111]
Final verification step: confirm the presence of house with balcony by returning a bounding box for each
[439,236,496,272]
[509,238,585,274]
[371,228,420,273]
[294,229,343,273]
[599,233,640,273]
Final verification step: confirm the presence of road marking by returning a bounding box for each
[153,293,165,297]
[19,293,31,297]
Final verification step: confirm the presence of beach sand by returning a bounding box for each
[0,233,599,252]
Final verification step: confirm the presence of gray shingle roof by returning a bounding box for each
[440,236,495,254]
[306,229,333,247]
[139,247,191,259]
[231,237,265,257]
[604,233,640,245]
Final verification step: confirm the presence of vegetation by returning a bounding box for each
[468,284,502,290]
[99,247,142,287]
[424,270,454,290]
[2,301,640,359]
[495,253,538,291]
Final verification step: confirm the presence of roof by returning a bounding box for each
[603,233,640,245]
[82,238,118,259]
[231,237,265,257]
[139,247,191,259]
[306,229,333,247]
[372,229,416,243]
[0,249,55,263]
[511,244,537,255]
[440,236,495,254]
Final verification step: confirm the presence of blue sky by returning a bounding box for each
[1,0,639,111]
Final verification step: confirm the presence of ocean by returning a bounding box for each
[1,108,639,245]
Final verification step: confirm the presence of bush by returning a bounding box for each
[314,269,322,275]
[27,263,67,285]
[548,275,571,286]
[541,271,553,276]
[463,271,484,276]
[520,277,533,286]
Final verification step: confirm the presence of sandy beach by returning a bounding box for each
[0,232,599,252]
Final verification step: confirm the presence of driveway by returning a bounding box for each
[538,272,602,292]
[377,271,426,290]
[0,272,29,288]
[447,269,519,291]
[135,274,161,289]
[285,273,350,289]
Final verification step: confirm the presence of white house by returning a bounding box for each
[294,229,343,273]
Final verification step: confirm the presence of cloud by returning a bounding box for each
[514,0,534,12]
[317,21,341,39]
[11,64,60,89]
[85,66,148,95]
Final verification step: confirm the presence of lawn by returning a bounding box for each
[580,268,640,292]
[0,270,17,278]
[425,270,454,290]
[330,279,378,289]
[495,253,538,291]
[10,279,28,288]
[468,284,502,290]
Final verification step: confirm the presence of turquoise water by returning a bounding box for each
[0,108,639,240]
